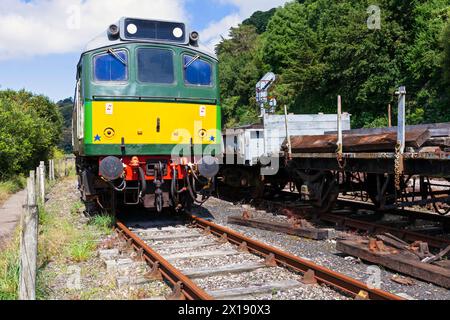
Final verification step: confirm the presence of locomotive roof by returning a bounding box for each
[81,17,217,60]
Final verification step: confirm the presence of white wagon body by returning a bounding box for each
[223,113,351,166]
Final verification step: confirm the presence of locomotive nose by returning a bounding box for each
[99,156,124,181]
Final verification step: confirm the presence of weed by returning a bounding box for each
[0,232,20,300]
[67,239,96,263]
[89,214,116,235]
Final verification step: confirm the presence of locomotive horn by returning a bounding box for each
[189,31,199,47]
[108,24,120,39]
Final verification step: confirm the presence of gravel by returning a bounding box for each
[191,197,450,300]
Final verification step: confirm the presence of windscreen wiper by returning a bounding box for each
[107,48,127,66]
[184,55,200,69]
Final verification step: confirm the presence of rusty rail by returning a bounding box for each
[115,221,212,300]
[190,215,403,301]
[320,213,450,250]
[262,196,450,250]
[337,198,450,224]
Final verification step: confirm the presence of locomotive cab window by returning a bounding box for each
[183,55,213,86]
[93,49,128,82]
[137,48,175,84]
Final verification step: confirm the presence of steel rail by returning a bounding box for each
[265,196,450,249]
[337,198,450,224]
[190,215,403,301]
[320,212,450,250]
[115,221,213,300]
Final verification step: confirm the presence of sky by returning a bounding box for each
[0,0,290,102]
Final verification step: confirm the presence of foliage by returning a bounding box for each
[0,176,26,206]
[216,25,269,127]
[56,98,74,153]
[0,90,63,180]
[38,200,110,267]
[89,214,116,235]
[242,8,277,34]
[218,1,450,129]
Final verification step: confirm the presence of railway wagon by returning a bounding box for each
[73,18,221,215]
[219,113,351,197]
[220,87,450,216]
[286,121,450,214]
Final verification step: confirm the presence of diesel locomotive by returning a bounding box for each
[72,18,221,215]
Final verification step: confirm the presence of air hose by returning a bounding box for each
[184,165,213,206]
[105,177,127,192]
[138,167,147,198]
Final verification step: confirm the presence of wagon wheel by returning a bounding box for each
[270,180,289,193]
[426,178,450,216]
[313,173,339,213]
[432,202,450,216]
[366,173,396,210]
[294,171,339,213]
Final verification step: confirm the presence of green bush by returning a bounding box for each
[0,90,63,180]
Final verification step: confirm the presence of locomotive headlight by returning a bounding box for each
[127,23,138,35]
[173,27,183,38]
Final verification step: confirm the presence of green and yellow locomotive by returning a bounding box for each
[72,18,221,214]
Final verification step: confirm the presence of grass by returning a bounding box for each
[0,176,28,300]
[68,239,97,263]
[0,176,26,206]
[1,178,116,300]
[38,202,110,265]
[89,214,116,235]
[0,232,20,300]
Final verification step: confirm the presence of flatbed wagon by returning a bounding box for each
[220,86,450,216]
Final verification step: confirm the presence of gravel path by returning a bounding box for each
[192,197,450,300]
[0,189,26,248]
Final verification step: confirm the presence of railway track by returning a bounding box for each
[241,190,450,250]
[115,215,402,301]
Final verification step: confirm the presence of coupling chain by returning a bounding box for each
[394,143,404,191]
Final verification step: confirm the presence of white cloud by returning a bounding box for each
[200,0,290,51]
[199,14,242,51]
[0,0,186,60]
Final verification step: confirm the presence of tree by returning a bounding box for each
[0,90,63,179]
[218,1,450,129]
[57,98,74,153]
[443,22,450,86]
[217,25,268,127]
[242,8,277,34]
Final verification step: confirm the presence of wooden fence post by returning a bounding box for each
[39,161,45,203]
[58,159,62,179]
[64,158,68,177]
[35,167,40,201]
[49,160,55,181]
[19,172,38,300]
